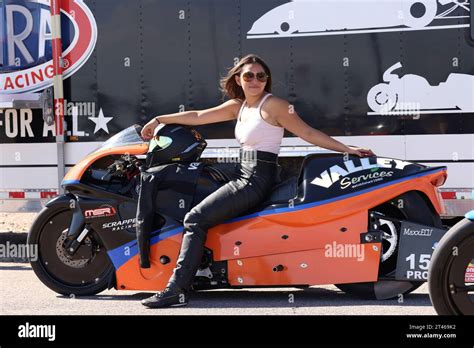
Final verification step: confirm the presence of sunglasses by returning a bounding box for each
[241,71,268,83]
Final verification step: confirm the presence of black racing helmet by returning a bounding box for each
[145,124,207,168]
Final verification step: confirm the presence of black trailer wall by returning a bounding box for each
[66,0,474,142]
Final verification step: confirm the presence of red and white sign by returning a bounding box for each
[0,0,97,94]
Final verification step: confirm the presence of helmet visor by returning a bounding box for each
[148,136,173,153]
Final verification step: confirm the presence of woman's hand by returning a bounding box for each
[346,146,375,157]
[141,117,160,140]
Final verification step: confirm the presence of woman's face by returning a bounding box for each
[235,63,268,98]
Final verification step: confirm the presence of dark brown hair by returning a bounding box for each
[220,54,272,101]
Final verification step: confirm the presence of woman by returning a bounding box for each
[140,54,374,308]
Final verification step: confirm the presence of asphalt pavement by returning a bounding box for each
[0,262,437,315]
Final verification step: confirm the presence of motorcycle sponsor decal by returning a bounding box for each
[102,218,136,231]
[310,157,411,189]
[339,170,394,190]
[247,0,469,39]
[0,0,97,93]
[84,205,116,218]
[466,260,474,283]
[403,226,433,237]
[367,62,474,115]
[396,221,447,281]
[187,162,201,171]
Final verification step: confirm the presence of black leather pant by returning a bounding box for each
[167,150,278,292]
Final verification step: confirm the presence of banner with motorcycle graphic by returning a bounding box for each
[0,0,473,144]
[247,0,470,38]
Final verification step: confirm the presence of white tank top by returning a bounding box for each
[234,93,284,155]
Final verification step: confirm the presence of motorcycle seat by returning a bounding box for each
[262,176,298,205]
[205,162,284,183]
[196,163,298,216]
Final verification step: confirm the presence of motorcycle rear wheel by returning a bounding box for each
[335,191,443,300]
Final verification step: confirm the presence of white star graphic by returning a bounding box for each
[89,108,113,134]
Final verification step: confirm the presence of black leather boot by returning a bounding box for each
[167,212,208,290]
[141,286,188,308]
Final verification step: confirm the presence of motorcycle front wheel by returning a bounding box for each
[28,206,115,296]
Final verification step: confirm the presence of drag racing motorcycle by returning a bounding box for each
[429,211,474,314]
[29,124,449,300]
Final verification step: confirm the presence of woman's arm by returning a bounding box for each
[141,99,241,140]
[270,98,374,157]
[157,99,240,125]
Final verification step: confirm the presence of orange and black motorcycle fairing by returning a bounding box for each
[28,125,448,300]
